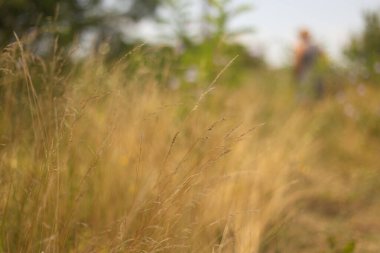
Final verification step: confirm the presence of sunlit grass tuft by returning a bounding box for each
[1,43,380,252]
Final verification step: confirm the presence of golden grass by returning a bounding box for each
[1,43,380,252]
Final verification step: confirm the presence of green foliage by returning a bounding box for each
[162,0,264,88]
[344,11,380,82]
[203,0,252,41]
[327,236,356,253]
[0,0,162,53]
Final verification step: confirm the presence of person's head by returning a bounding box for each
[299,28,311,42]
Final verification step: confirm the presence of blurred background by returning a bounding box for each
[1,0,380,65]
[2,0,380,82]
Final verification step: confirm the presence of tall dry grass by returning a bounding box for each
[1,41,380,252]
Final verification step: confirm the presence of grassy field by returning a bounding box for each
[1,43,380,252]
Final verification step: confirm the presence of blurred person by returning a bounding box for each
[294,28,325,103]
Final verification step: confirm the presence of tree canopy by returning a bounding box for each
[0,0,161,50]
[345,11,380,81]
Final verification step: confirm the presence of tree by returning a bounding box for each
[344,11,380,81]
[161,0,261,86]
[0,0,161,53]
